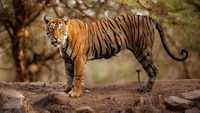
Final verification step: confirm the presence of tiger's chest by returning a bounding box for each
[59,44,73,61]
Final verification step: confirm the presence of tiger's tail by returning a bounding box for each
[154,20,188,61]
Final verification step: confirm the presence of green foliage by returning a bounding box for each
[157,0,200,28]
[122,0,137,6]
[156,0,200,59]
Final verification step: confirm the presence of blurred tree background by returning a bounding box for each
[0,0,199,83]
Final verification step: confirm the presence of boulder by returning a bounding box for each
[164,96,193,110]
[48,92,70,105]
[181,90,200,100]
[185,107,200,113]
[0,89,24,110]
[35,92,70,106]
[76,106,95,113]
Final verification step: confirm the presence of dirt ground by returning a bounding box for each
[0,79,200,113]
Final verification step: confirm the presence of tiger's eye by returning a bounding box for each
[48,22,56,31]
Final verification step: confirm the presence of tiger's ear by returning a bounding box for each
[62,16,69,24]
[44,15,51,24]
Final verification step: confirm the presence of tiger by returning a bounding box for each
[43,13,188,97]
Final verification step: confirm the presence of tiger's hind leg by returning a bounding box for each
[136,52,158,93]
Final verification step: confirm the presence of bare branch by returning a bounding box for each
[39,49,59,65]
[119,1,129,13]
[95,0,109,19]
[25,1,51,26]
[137,0,155,10]
[50,0,62,17]
[74,0,95,21]
[4,22,14,39]
[0,0,3,8]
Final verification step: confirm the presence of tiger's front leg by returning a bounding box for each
[65,62,74,93]
[68,56,85,97]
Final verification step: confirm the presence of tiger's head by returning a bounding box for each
[44,15,69,47]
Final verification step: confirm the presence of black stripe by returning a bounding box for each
[149,17,154,44]
[94,46,98,58]
[138,53,147,63]
[142,16,148,51]
[122,15,132,46]
[88,24,94,56]
[91,23,99,58]
[144,63,150,70]
[105,20,117,55]
[135,16,141,55]
[113,18,129,47]
[95,23,103,57]
[97,35,103,57]
[101,21,113,44]
[102,20,109,28]
[137,15,140,40]
[72,44,82,61]
[112,18,122,30]
[96,22,104,57]
[136,38,142,56]
[137,16,145,55]
[119,25,129,47]
[127,15,134,47]
[118,35,123,47]
[127,15,133,35]
[108,20,121,53]
[104,48,110,58]
[83,22,86,29]
[86,25,91,56]
[110,43,115,55]
[103,38,110,55]
[77,22,82,28]
[97,22,107,56]
[107,19,116,29]
[90,24,97,58]
[101,21,112,55]
[139,38,145,57]
[61,42,69,53]
[132,15,137,50]
[74,81,80,88]
[122,15,130,29]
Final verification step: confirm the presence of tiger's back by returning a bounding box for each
[85,14,156,60]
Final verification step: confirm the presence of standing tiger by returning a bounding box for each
[44,13,188,97]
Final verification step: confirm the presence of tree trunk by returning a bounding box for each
[12,0,29,81]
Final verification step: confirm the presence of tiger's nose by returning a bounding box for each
[51,37,57,42]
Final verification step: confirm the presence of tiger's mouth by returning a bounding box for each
[51,42,58,47]
[51,39,61,47]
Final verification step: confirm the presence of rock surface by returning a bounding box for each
[35,92,70,106]
[185,107,200,113]
[0,89,24,110]
[164,96,193,110]
[164,89,200,112]
[0,79,199,113]
[76,106,95,113]
[181,90,200,100]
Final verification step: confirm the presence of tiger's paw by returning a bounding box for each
[137,86,151,93]
[68,88,82,97]
[65,87,72,93]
